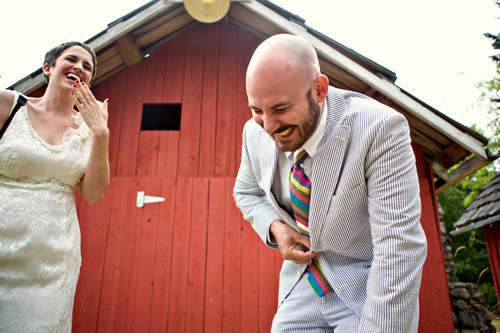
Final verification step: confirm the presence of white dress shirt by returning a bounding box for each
[272,98,328,214]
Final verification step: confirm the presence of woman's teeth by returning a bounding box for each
[67,74,80,81]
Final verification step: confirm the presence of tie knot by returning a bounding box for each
[293,149,309,166]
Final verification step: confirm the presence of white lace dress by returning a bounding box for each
[0,96,92,332]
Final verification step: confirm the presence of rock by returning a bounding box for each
[458,310,481,329]
[450,287,471,300]
[452,299,471,310]
[472,292,485,303]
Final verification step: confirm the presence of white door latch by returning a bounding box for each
[136,191,165,208]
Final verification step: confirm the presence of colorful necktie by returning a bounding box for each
[289,149,333,297]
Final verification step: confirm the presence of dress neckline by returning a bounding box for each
[22,106,82,151]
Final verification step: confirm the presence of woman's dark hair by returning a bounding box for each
[43,41,97,85]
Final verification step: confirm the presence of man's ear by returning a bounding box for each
[314,74,329,103]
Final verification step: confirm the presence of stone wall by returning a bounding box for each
[440,207,496,332]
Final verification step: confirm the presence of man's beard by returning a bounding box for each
[272,89,321,152]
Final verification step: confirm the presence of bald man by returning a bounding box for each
[233,34,427,332]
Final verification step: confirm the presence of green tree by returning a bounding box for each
[438,164,497,313]
[438,1,500,314]
[478,2,500,155]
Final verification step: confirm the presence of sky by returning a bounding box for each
[1,0,499,133]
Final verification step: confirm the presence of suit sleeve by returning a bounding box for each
[233,122,282,248]
[359,113,427,332]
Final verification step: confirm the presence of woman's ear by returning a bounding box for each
[42,63,51,79]
[314,74,329,103]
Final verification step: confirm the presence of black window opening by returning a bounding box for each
[141,104,182,131]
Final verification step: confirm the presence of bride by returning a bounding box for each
[0,41,110,332]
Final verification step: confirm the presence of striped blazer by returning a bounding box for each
[233,87,427,332]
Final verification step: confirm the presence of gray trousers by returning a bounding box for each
[271,270,360,332]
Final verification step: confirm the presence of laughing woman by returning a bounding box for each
[0,41,109,332]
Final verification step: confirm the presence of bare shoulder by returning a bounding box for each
[0,90,17,124]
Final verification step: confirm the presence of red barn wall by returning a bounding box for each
[74,20,454,332]
[484,224,500,305]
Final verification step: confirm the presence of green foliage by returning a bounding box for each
[477,26,500,154]
[461,166,496,207]
[438,171,497,313]
[477,73,500,153]
[439,164,496,232]
[437,1,500,315]
[439,152,499,316]
[451,229,490,284]
[439,182,467,229]
[438,159,497,312]
[479,282,499,315]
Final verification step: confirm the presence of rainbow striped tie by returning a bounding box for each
[289,149,333,297]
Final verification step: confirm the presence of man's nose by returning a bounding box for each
[263,112,281,134]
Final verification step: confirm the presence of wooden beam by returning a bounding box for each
[436,154,498,194]
[114,34,143,67]
[135,11,195,48]
[94,54,126,85]
[432,162,449,182]
[409,127,443,155]
[87,1,176,52]
[411,137,440,160]
[11,75,45,96]
[228,4,285,39]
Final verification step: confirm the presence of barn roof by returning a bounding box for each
[450,172,500,235]
[8,0,498,192]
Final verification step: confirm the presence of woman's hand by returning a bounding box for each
[70,80,109,135]
[70,80,110,205]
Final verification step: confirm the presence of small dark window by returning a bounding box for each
[141,104,181,131]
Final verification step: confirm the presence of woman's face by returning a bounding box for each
[44,45,94,89]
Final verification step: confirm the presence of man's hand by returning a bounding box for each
[270,221,317,264]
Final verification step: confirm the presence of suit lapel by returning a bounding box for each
[259,130,278,192]
[309,89,351,247]
[259,130,297,228]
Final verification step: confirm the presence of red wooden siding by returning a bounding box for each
[484,224,500,305]
[96,22,253,179]
[199,23,220,178]
[75,20,454,332]
[204,178,226,332]
[412,144,455,332]
[177,29,204,177]
[73,177,281,332]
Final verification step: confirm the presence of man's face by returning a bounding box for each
[248,86,322,152]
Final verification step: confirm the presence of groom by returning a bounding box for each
[233,34,427,332]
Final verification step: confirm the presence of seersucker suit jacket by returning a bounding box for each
[233,87,428,332]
